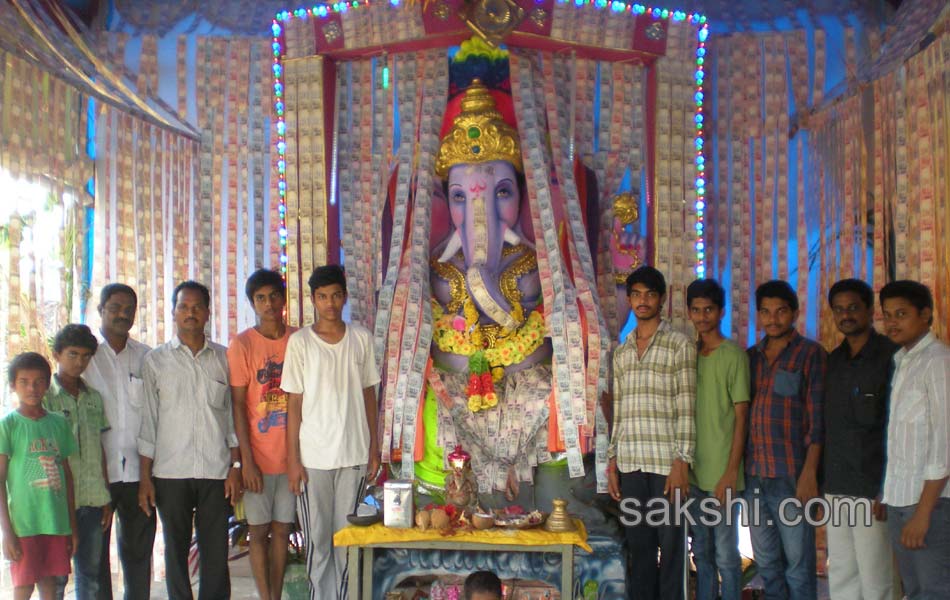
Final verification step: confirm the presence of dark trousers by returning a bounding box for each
[154,478,230,600]
[620,470,686,600]
[888,499,950,599]
[101,482,157,600]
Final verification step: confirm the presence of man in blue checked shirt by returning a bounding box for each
[745,280,826,600]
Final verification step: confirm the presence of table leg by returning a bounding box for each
[362,546,374,600]
[348,546,360,599]
[561,545,574,600]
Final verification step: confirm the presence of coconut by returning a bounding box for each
[415,510,431,530]
[471,513,494,530]
[430,508,450,529]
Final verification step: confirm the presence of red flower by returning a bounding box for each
[467,374,482,395]
[480,372,493,388]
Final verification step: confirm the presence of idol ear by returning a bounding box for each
[437,230,463,263]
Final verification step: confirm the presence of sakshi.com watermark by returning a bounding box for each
[619,491,875,528]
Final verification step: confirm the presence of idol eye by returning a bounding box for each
[496,187,511,199]
[450,190,466,203]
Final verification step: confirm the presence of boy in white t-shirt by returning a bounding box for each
[281,265,381,600]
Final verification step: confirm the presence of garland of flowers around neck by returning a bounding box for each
[431,247,547,412]
[432,303,546,412]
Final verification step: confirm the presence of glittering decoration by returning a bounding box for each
[693,20,708,276]
[460,0,525,47]
[322,21,342,43]
[272,1,709,276]
[433,1,450,20]
[529,7,548,28]
[271,19,288,275]
[645,21,666,40]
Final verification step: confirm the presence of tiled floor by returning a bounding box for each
[130,552,260,599]
[746,574,831,600]
[1,552,832,600]
[0,522,835,599]
[0,550,261,599]
[0,522,263,599]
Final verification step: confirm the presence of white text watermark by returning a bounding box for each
[619,491,874,528]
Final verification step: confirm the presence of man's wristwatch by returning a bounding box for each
[231,461,242,470]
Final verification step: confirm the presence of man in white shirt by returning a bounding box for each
[282,265,380,600]
[83,284,154,600]
[137,281,242,600]
[879,280,950,599]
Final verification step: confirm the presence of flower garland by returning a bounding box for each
[432,301,547,412]
[466,351,497,412]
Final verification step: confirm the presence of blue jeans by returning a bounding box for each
[55,506,106,600]
[744,476,816,600]
[887,498,950,599]
[688,486,743,600]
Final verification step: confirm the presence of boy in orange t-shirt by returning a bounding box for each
[227,269,297,600]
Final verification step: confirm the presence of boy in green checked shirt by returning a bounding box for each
[44,324,112,600]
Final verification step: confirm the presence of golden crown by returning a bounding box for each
[435,79,523,179]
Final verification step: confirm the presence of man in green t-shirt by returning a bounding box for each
[43,324,111,600]
[1,352,78,600]
[686,279,750,600]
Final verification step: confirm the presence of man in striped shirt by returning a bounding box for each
[745,280,826,600]
[879,280,950,599]
[607,266,696,600]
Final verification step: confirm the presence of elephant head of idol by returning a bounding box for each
[433,80,532,298]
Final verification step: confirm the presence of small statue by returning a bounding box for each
[610,192,644,278]
[610,192,645,328]
[444,445,477,512]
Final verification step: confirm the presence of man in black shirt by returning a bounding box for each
[823,279,899,600]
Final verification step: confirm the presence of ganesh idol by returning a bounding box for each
[416,79,556,506]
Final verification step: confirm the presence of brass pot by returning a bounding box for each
[543,498,576,533]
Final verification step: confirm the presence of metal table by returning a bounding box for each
[337,522,590,599]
